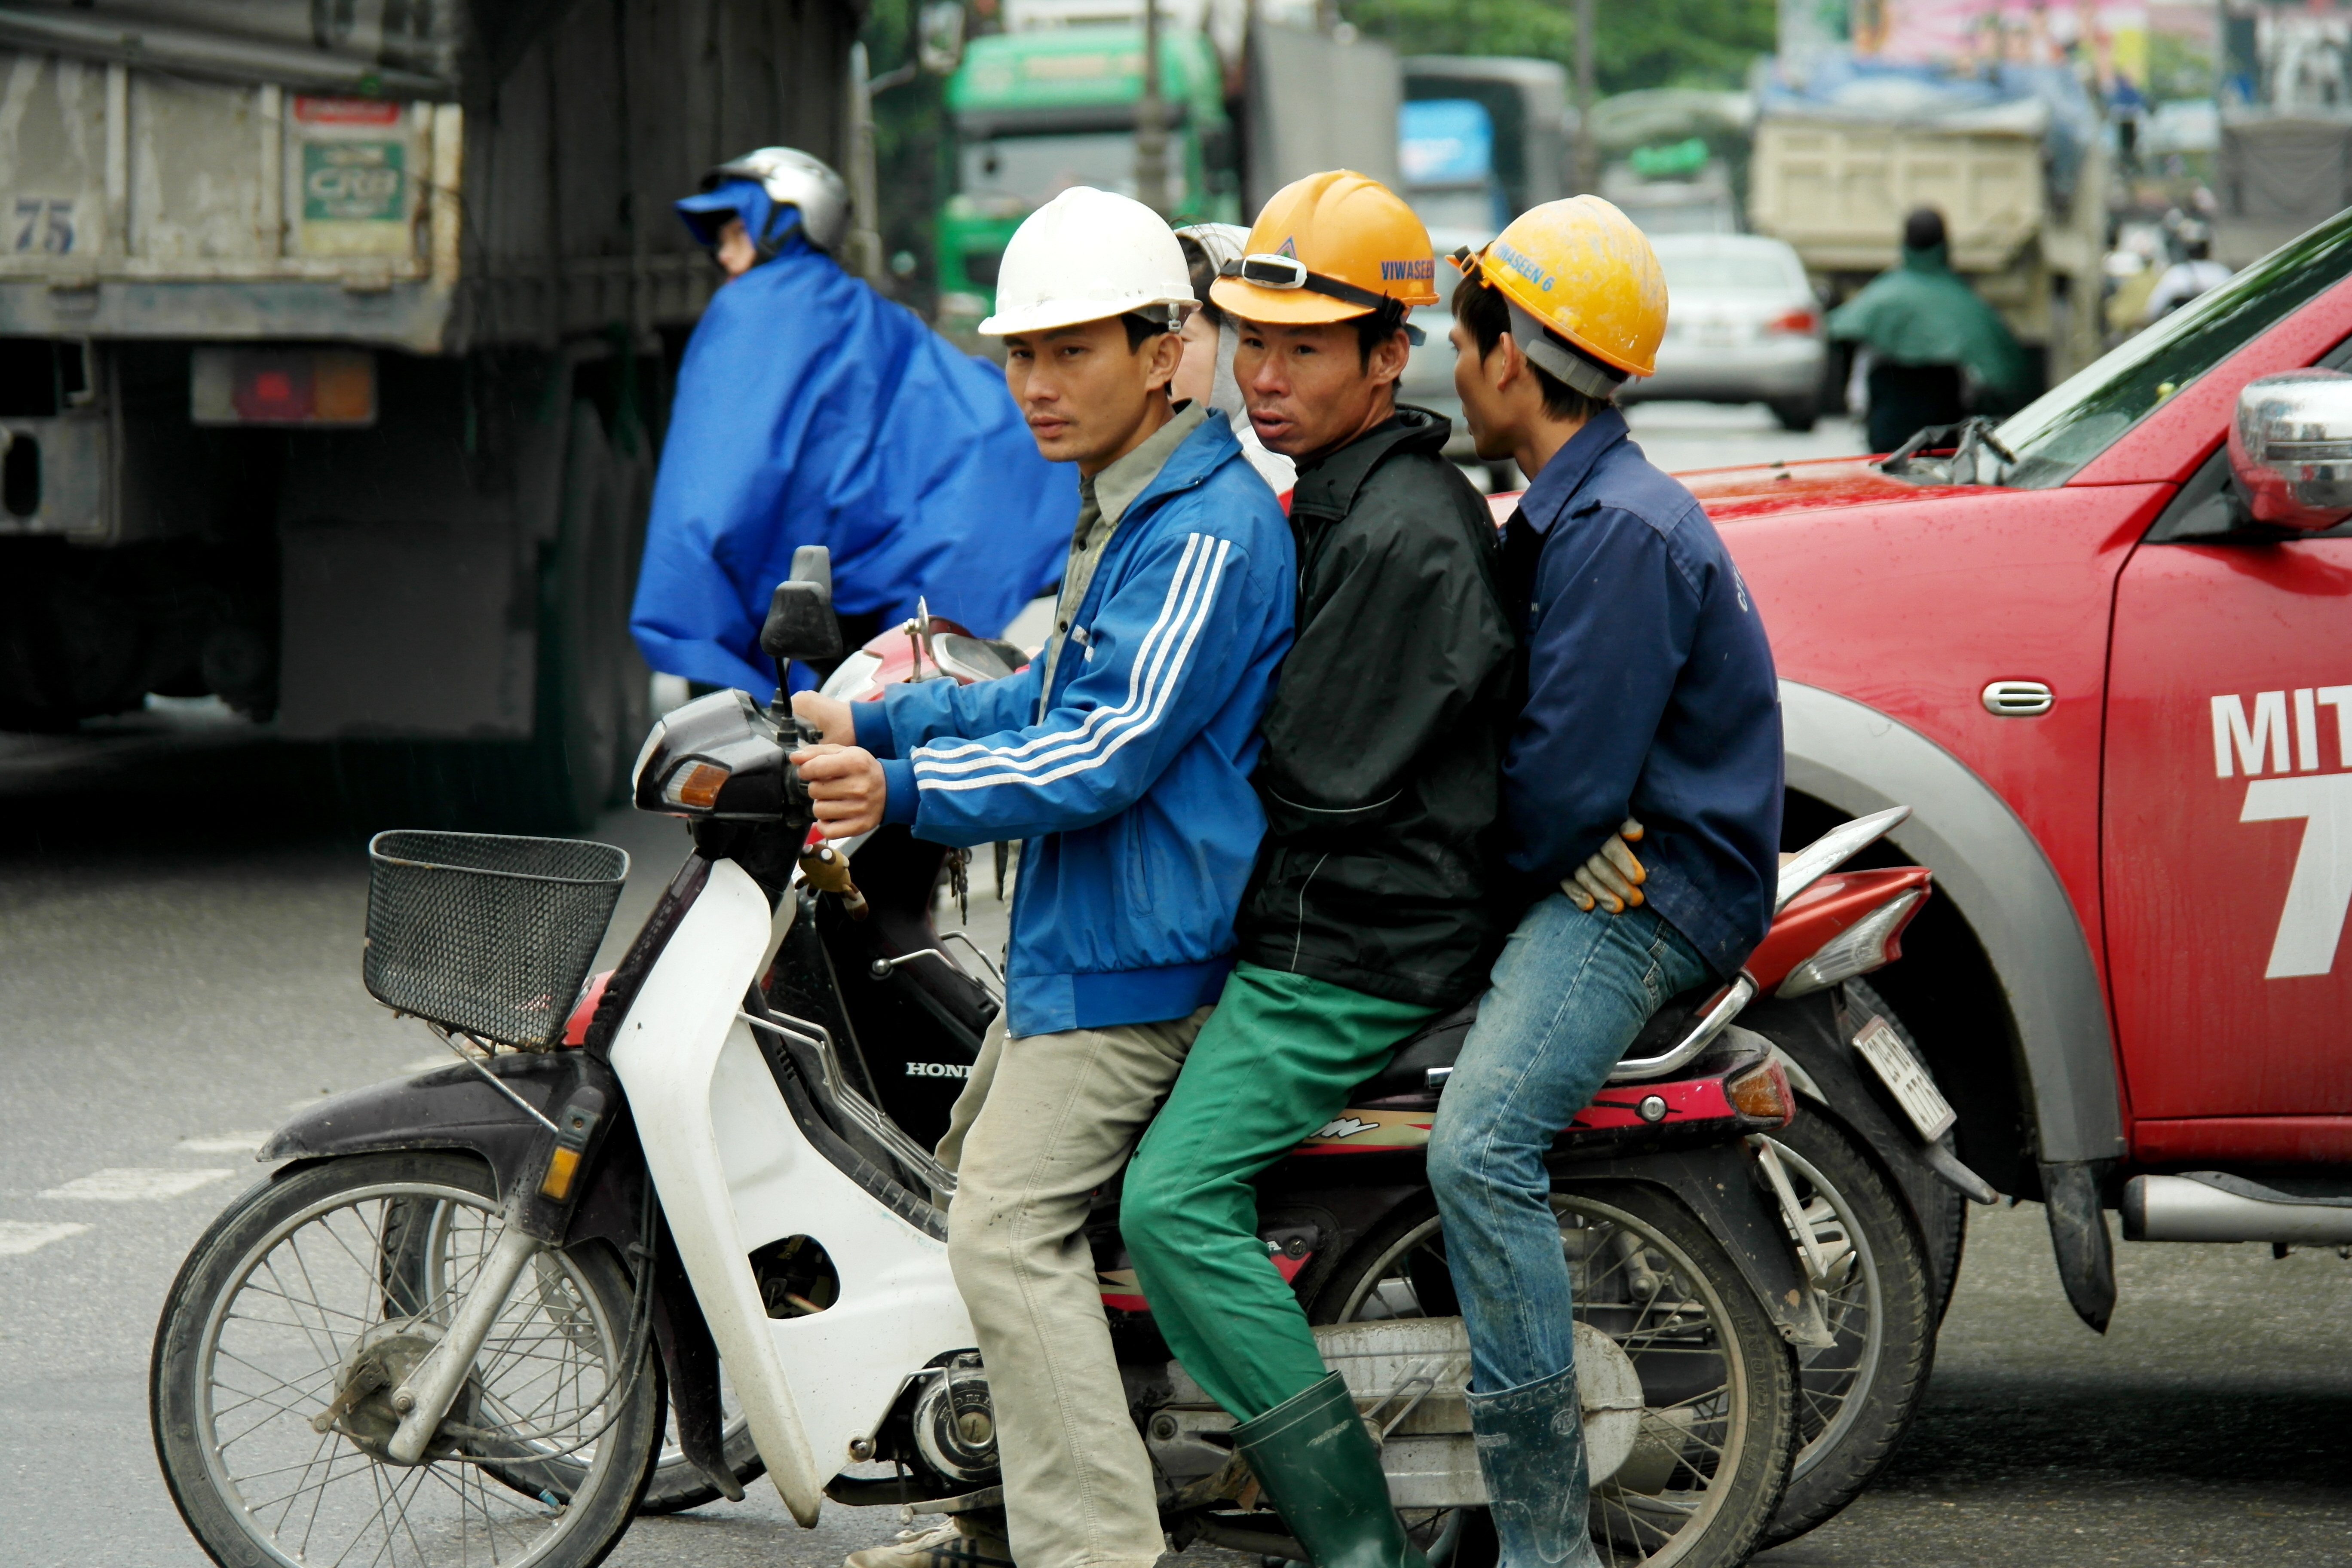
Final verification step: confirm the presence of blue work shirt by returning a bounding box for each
[1498,407,1783,979]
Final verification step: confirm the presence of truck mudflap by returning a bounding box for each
[1558,1140,1835,1350]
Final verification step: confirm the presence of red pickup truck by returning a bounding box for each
[1472,209,2352,1545]
[1678,208,2352,1334]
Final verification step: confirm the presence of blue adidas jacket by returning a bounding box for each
[1501,407,1784,979]
[851,415,1295,1037]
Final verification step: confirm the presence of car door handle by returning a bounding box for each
[1981,680,2054,717]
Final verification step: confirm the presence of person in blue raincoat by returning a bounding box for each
[632,147,1079,693]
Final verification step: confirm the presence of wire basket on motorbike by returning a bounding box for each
[363,829,630,1050]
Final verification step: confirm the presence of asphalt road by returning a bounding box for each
[5,478,2348,1566]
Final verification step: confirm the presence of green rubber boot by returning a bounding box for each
[1231,1371,1428,1568]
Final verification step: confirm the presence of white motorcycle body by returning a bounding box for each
[607,857,976,1525]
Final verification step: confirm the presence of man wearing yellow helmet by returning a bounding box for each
[1115,171,1520,1568]
[1427,198,1785,1568]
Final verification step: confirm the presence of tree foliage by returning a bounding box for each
[1340,0,1776,96]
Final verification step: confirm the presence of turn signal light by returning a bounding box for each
[538,1145,581,1201]
[661,760,730,811]
[1726,1061,1793,1125]
[1766,308,1819,337]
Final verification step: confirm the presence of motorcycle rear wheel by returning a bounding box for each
[150,1152,662,1568]
[1754,1112,1936,1546]
[1312,1182,1798,1568]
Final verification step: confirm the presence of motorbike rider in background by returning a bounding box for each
[631,148,1074,698]
[787,186,1297,1568]
[1113,171,1517,1568]
[1430,198,1785,1568]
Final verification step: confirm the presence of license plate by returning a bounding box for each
[1852,1014,1956,1141]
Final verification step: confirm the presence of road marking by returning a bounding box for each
[0,1221,90,1255]
[39,1168,235,1201]
[178,1132,270,1154]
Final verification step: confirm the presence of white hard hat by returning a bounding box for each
[1172,221,1252,273]
[979,187,1196,337]
[704,147,849,255]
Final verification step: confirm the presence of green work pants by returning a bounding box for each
[1120,962,1439,1421]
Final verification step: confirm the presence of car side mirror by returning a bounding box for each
[760,545,844,664]
[2229,370,2352,531]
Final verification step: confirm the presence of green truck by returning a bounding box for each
[936,26,1240,327]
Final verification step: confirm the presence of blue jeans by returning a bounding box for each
[1428,893,1712,1394]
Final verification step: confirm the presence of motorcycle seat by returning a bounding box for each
[1341,981,1714,1105]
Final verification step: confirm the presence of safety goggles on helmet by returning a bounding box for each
[1219,255,1427,345]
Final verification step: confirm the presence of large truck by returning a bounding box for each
[0,0,858,828]
[932,1,1400,330]
[2211,9,2352,268]
[1747,100,2108,390]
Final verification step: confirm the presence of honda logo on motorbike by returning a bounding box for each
[906,1061,971,1078]
[2213,688,2352,979]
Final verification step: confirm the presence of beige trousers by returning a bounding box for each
[937,1006,1210,1568]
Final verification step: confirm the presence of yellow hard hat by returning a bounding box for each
[1460,196,1668,391]
[1209,170,1439,326]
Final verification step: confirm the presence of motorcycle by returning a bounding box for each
[150,551,1938,1568]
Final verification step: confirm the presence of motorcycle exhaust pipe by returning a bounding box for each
[2122,1173,2352,1245]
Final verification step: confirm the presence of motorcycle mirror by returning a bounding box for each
[760,551,844,664]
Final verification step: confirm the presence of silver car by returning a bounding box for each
[1628,233,1828,431]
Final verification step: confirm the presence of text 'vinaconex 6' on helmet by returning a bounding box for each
[1207,171,1439,329]
[1455,195,1668,398]
[979,187,1197,337]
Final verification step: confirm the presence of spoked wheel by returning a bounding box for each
[152,1152,662,1568]
[1753,1114,1935,1546]
[1313,1184,1797,1568]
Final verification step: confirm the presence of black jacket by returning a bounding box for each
[1234,407,1519,1008]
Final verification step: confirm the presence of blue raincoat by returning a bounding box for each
[630,230,1076,692]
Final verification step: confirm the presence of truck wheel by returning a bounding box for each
[1769,397,1819,432]
[524,399,644,830]
[1754,1112,1936,1547]
[326,401,646,836]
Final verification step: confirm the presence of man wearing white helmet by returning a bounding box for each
[790,186,1296,1568]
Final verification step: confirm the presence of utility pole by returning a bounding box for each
[1135,0,1170,216]
[1574,0,1598,194]
[846,42,885,282]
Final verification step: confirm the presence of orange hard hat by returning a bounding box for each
[1459,196,1668,389]
[1209,170,1439,326]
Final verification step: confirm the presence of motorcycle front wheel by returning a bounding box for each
[1314,1182,1798,1568]
[151,1152,662,1568]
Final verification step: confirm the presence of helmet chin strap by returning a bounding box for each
[1504,298,1629,400]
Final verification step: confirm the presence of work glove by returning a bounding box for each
[1566,819,1646,914]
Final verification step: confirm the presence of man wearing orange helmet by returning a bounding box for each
[1427,199,1784,1568]
[1116,171,1520,1568]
